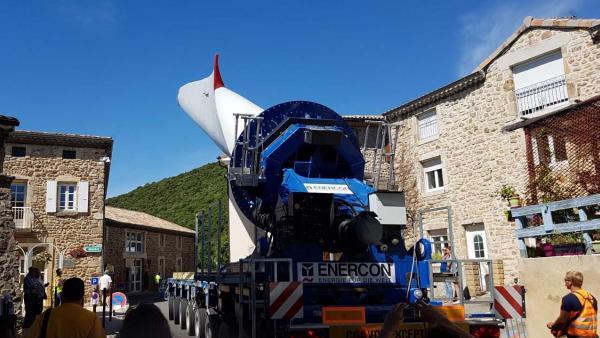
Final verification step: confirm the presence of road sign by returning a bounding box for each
[269,282,303,319]
[91,277,99,285]
[84,244,102,253]
[494,285,525,319]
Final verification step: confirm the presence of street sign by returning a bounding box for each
[91,277,99,285]
[62,259,76,268]
[84,244,102,253]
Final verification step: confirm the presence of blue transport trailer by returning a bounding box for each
[167,100,503,338]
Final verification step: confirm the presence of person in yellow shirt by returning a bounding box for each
[53,269,63,307]
[26,277,105,338]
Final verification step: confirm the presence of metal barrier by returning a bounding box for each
[503,318,527,338]
[428,259,495,311]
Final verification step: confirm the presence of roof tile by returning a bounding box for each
[105,206,195,235]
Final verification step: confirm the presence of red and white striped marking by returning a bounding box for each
[269,282,303,319]
[494,285,524,319]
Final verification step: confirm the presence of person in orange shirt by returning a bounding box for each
[26,277,105,338]
[547,271,598,338]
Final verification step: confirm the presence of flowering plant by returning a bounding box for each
[68,246,87,259]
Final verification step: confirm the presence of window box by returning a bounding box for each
[553,243,585,256]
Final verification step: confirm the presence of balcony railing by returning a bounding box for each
[515,74,569,117]
[13,207,34,231]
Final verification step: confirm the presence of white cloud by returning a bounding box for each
[456,0,585,76]
[55,0,119,33]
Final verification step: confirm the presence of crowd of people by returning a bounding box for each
[15,269,597,338]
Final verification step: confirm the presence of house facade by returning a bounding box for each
[4,130,113,299]
[104,206,195,292]
[349,17,600,290]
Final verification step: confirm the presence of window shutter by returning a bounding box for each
[46,180,57,213]
[77,181,89,213]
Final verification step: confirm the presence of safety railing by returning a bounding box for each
[515,74,568,117]
[360,120,399,190]
[429,259,495,311]
[13,206,34,232]
[512,193,600,257]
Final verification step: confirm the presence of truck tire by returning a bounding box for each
[174,297,181,325]
[186,304,195,336]
[168,294,174,320]
[204,313,220,338]
[195,308,206,338]
[180,299,188,330]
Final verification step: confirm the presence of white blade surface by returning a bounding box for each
[177,55,262,155]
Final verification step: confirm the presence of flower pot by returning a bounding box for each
[508,197,521,208]
[553,243,585,256]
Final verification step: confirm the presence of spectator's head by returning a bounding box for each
[117,303,172,338]
[62,278,85,305]
[56,268,62,276]
[565,271,584,289]
[27,267,35,275]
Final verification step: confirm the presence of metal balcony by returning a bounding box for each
[13,206,34,231]
[515,74,569,117]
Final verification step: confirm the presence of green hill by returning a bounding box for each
[107,161,229,262]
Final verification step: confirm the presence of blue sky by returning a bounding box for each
[1,0,598,197]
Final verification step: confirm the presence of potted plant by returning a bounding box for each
[68,246,88,259]
[498,185,521,208]
[32,251,52,265]
[550,233,585,256]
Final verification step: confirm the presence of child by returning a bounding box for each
[91,285,99,313]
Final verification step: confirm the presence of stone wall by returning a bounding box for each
[0,178,22,313]
[384,26,600,284]
[4,143,109,297]
[104,225,195,291]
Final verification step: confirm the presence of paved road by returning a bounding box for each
[103,292,192,338]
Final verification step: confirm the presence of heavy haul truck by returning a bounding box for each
[167,55,503,338]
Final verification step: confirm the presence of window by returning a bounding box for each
[176,236,183,249]
[532,133,568,166]
[417,110,438,140]
[58,183,77,211]
[176,257,183,272]
[473,235,485,258]
[513,51,568,116]
[10,183,26,208]
[159,233,166,247]
[11,146,26,157]
[126,231,144,253]
[158,256,165,276]
[422,157,444,192]
[430,235,449,256]
[62,150,76,159]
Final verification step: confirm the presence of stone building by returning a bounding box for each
[4,130,113,301]
[104,206,195,292]
[347,17,600,290]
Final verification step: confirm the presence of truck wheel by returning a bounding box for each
[195,308,206,338]
[186,303,195,335]
[168,294,174,320]
[204,314,220,338]
[174,297,181,325]
[180,299,188,329]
